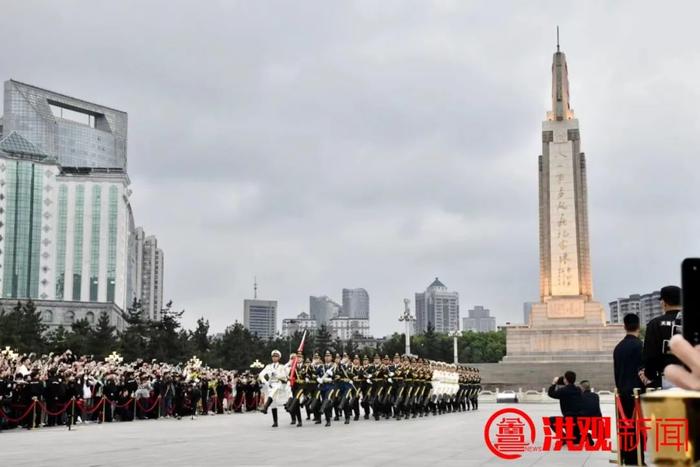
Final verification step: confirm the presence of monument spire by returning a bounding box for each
[548,28,574,121]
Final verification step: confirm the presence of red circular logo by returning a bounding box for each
[483,407,537,460]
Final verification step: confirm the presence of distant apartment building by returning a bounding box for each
[309,295,342,326]
[131,227,164,320]
[282,312,318,337]
[462,305,496,333]
[609,291,662,326]
[342,288,369,319]
[415,278,459,334]
[328,316,370,341]
[244,299,277,339]
[523,302,537,326]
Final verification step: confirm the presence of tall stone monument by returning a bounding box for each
[503,42,624,363]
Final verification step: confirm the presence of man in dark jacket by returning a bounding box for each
[548,370,583,446]
[640,285,682,388]
[579,380,601,417]
[614,313,645,465]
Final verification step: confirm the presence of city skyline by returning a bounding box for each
[3,3,697,336]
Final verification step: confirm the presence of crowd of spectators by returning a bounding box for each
[0,348,263,431]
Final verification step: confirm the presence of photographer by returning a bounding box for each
[640,285,682,389]
[548,371,584,445]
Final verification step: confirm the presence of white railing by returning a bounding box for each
[479,387,615,404]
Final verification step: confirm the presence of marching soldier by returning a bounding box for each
[391,353,405,420]
[349,355,363,421]
[316,350,335,427]
[258,350,290,428]
[359,355,373,419]
[287,351,305,427]
[307,353,322,423]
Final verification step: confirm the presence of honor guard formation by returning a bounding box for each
[258,349,481,427]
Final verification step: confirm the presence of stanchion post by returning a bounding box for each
[133,397,137,421]
[611,388,620,465]
[633,388,642,467]
[102,396,106,423]
[158,395,161,419]
[31,397,37,429]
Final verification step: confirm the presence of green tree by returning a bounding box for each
[65,318,91,356]
[379,332,405,357]
[146,307,187,363]
[0,300,47,353]
[87,312,117,359]
[190,317,211,359]
[118,299,149,361]
[315,324,332,354]
[46,325,70,354]
[210,323,259,370]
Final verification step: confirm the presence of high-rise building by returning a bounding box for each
[462,305,496,333]
[0,79,163,333]
[244,299,277,339]
[2,80,128,170]
[414,278,459,334]
[131,227,164,320]
[0,132,132,331]
[281,311,318,337]
[609,291,662,326]
[309,295,342,326]
[342,288,369,319]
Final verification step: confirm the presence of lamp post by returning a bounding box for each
[449,329,461,364]
[398,298,415,356]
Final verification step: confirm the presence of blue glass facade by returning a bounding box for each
[72,185,85,300]
[89,185,101,300]
[2,80,127,169]
[107,186,118,302]
[2,160,43,298]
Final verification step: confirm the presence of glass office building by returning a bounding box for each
[2,80,127,169]
[0,130,131,311]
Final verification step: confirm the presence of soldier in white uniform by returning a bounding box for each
[258,350,290,427]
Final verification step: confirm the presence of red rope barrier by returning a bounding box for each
[104,397,134,409]
[615,393,638,421]
[78,397,106,415]
[135,396,161,413]
[36,400,73,417]
[231,396,245,411]
[0,401,36,423]
[633,395,643,420]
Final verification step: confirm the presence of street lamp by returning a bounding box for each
[398,298,415,356]
[449,329,461,364]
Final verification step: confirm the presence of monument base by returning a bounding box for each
[503,298,625,363]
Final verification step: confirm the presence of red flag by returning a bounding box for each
[289,331,307,387]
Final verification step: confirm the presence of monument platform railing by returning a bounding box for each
[480,388,615,404]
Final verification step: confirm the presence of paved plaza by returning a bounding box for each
[0,403,620,467]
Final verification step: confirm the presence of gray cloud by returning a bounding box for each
[2,0,699,334]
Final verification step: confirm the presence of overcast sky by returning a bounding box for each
[2,1,699,336]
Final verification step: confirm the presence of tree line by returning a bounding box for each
[0,300,505,369]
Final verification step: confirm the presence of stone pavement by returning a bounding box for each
[0,403,619,467]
